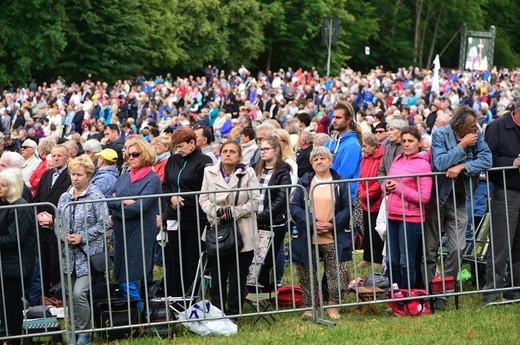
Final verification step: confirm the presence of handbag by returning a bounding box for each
[387,288,431,316]
[205,175,243,257]
[78,245,113,274]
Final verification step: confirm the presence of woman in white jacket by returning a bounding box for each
[199,140,260,317]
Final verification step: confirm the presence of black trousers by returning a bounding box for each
[362,210,384,264]
[257,229,286,291]
[164,227,203,297]
[209,250,254,316]
[39,239,60,296]
[0,277,25,345]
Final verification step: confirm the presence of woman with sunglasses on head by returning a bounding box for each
[108,137,161,311]
[254,136,292,290]
[162,127,213,297]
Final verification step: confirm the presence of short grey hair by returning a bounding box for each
[313,133,331,147]
[299,130,315,145]
[83,139,103,153]
[256,123,276,137]
[451,105,477,132]
[309,146,333,164]
[362,132,380,147]
[386,118,408,132]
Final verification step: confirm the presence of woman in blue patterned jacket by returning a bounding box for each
[57,155,108,345]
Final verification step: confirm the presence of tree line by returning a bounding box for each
[1,0,519,85]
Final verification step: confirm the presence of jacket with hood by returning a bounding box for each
[324,130,362,202]
[91,165,120,198]
[385,151,433,223]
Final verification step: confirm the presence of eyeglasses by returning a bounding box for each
[375,130,387,133]
[21,146,33,150]
[127,152,141,158]
[260,147,275,152]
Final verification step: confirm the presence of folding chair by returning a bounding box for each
[462,213,490,288]
[245,268,278,325]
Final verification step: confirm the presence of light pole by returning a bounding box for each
[321,17,340,76]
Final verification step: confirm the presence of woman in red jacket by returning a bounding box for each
[357,133,385,268]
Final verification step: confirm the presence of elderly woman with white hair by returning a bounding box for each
[0,168,36,344]
[290,146,352,320]
[21,139,41,185]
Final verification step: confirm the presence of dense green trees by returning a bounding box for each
[1,0,519,84]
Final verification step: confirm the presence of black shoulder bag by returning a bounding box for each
[205,174,244,256]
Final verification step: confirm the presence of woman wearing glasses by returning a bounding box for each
[162,127,213,297]
[108,137,161,311]
[254,136,292,290]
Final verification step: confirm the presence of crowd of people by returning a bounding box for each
[0,64,519,342]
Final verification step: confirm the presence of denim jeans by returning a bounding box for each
[387,220,423,289]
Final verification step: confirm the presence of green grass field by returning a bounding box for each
[118,249,520,345]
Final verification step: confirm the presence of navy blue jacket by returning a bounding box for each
[485,112,520,191]
[290,169,352,269]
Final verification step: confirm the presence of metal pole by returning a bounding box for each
[326,18,332,77]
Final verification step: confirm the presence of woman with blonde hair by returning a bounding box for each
[274,128,298,184]
[0,168,36,344]
[57,156,108,344]
[108,137,161,311]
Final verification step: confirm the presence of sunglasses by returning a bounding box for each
[21,146,33,150]
[375,130,386,133]
[127,152,141,158]
[260,147,275,152]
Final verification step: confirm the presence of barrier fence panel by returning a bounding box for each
[1,166,519,343]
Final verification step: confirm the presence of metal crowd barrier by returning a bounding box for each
[1,166,519,342]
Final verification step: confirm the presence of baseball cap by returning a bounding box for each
[95,148,118,163]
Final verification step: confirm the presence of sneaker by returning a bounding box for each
[482,293,502,307]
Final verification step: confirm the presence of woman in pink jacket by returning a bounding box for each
[384,127,432,289]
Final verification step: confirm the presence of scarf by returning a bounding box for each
[130,166,153,183]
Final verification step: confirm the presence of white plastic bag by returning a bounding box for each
[177,300,237,336]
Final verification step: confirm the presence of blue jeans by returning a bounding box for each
[387,220,423,289]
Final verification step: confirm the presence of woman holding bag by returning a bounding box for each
[199,140,260,317]
[56,155,109,345]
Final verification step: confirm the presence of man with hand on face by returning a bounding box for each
[426,105,492,309]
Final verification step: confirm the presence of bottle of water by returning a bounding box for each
[291,225,299,238]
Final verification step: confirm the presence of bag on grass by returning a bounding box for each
[177,300,237,336]
[387,289,431,316]
[93,297,142,340]
[277,285,303,306]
